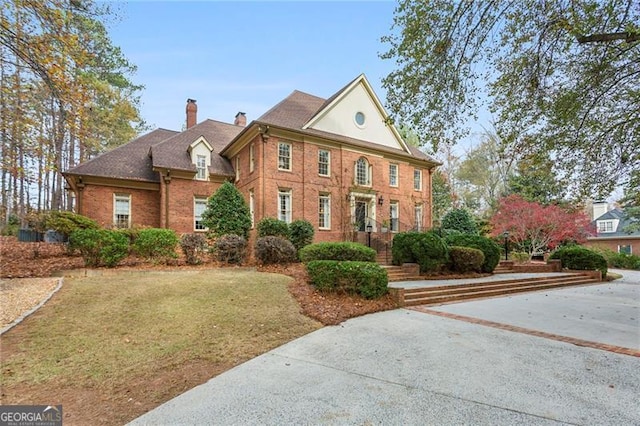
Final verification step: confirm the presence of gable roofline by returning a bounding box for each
[188,136,214,153]
[301,74,412,154]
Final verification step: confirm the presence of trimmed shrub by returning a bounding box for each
[180,233,208,265]
[43,211,98,238]
[392,231,449,272]
[201,182,252,239]
[289,219,314,252]
[255,236,298,265]
[214,234,247,264]
[391,232,418,265]
[257,217,290,239]
[441,208,479,235]
[409,231,449,273]
[69,229,129,267]
[445,234,500,273]
[589,246,640,270]
[550,246,608,277]
[449,246,485,273]
[299,242,376,262]
[306,260,388,299]
[133,228,179,263]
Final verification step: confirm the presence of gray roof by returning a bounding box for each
[593,208,640,237]
[151,119,240,176]
[64,128,179,182]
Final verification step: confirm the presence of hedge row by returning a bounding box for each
[299,242,376,263]
[306,260,388,299]
[549,246,608,277]
[391,231,500,273]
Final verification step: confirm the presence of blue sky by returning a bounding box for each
[107,1,402,132]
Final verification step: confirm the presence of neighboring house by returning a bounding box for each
[585,202,640,254]
[63,74,440,247]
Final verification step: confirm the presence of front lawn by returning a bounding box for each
[0,269,321,425]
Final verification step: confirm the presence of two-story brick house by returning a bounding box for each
[63,75,439,246]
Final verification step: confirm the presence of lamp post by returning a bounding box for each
[366,222,373,247]
[503,231,509,261]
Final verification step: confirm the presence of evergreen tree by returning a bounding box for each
[201,182,251,239]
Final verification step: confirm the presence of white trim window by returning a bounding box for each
[598,220,614,232]
[318,149,330,177]
[390,201,399,232]
[194,197,208,231]
[319,194,331,229]
[389,163,398,187]
[249,144,255,173]
[278,142,291,171]
[414,169,422,191]
[278,189,292,223]
[114,194,131,228]
[249,190,255,229]
[355,157,371,186]
[196,154,207,180]
[414,204,423,231]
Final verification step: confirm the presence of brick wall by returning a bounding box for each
[585,238,638,255]
[79,184,160,228]
[162,177,225,235]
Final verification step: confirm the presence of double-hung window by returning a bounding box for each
[249,144,255,173]
[278,142,291,171]
[196,155,207,180]
[278,189,292,223]
[390,201,399,232]
[318,149,330,176]
[414,169,422,191]
[389,164,398,187]
[414,204,423,231]
[249,190,255,228]
[194,197,208,231]
[114,194,131,228]
[319,194,331,229]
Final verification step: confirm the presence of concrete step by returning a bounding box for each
[402,274,599,306]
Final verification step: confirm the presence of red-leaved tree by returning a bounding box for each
[490,195,593,258]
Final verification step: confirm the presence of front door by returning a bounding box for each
[355,200,367,231]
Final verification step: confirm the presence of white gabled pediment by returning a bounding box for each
[188,136,213,154]
[303,74,410,153]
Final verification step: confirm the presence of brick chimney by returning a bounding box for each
[186,99,197,129]
[234,112,246,127]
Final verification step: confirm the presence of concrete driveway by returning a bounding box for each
[130,270,640,425]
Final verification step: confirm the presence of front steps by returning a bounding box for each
[382,265,421,282]
[395,273,600,307]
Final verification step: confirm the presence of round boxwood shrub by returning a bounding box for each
[255,236,298,265]
[133,228,179,264]
[445,234,500,273]
[69,228,129,267]
[299,242,376,262]
[549,246,607,277]
[257,217,291,239]
[289,219,314,252]
[214,234,247,264]
[449,246,485,273]
[306,260,388,299]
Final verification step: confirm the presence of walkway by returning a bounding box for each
[130,270,640,425]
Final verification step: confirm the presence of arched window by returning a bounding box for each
[355,157,370,186]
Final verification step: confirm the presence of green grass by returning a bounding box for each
[1,269,321,388]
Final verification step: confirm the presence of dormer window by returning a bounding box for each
[188,136,213,181]
[196,155,207,180]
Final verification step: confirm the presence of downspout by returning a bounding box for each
[164,170,171,229]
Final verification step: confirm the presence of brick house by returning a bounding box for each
[63,75,439,247]
[585,202,639,255]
